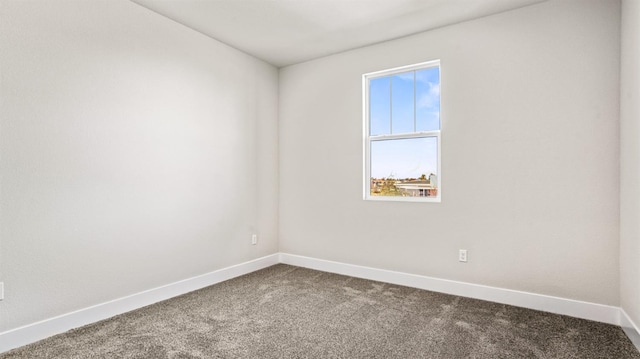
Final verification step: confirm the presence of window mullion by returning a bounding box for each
[413,71,416,132]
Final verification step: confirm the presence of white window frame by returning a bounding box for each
[363,60,442,203]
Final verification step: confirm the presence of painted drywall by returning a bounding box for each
[279,0,621,305]
[0,0,278,332]
[620,0,640,329]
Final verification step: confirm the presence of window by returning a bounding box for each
[363,60,441,202]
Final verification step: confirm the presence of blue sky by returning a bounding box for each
[370,137,438,179]
[369,67,440,179]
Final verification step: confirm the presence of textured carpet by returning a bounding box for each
[2,264,639,358]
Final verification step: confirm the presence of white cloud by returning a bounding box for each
[415,70,435,84]
[394,72,414,82]
[417,82,440,109]
[429,82,440,96]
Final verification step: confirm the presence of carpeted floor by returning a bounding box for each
[2,264,639,358]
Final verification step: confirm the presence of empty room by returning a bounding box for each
[1,0,639,357]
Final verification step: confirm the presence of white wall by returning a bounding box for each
[620,0,640,329]
[0,0,278,332]
[279,0,621,305]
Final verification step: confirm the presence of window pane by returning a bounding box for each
[370,137,438,197]
[369,77,390,136]
[391,73,415,134]
[416,67,440,131]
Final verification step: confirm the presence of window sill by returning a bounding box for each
[364,196,441,203]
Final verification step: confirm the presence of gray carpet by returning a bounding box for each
[2,264,639,358]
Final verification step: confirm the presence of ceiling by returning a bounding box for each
[131,0,547,67]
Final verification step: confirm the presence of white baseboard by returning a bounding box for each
[3,252,638,354]
[278,253,620,326]
[621,309,640,351]
[0,254,279,354]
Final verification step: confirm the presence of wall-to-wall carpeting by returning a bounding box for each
[2,265,638,358]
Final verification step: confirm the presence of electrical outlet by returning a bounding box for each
[459,249,468,262]
[251,234,258,245]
